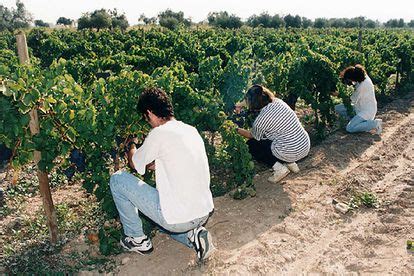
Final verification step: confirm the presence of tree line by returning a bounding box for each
[1,1,414,31]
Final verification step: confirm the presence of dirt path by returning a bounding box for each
[116,93,414,275]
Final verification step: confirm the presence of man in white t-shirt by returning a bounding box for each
[109,88,215,261]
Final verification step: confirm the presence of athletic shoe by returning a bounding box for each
[268,162,290,183]
[286,162,300,173]
[189,226,215,261]
[120,235,153,254]
[375,119,383,135]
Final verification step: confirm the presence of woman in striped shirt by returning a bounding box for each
[236,85,311,183]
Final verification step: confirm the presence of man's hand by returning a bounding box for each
[126,137,140,171]
[146,161,155,171]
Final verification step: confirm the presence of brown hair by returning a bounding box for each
[340,64,367,83]
[245,85,276,111]
[137,87,174,119]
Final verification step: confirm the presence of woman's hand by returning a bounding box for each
[237,127,253,139]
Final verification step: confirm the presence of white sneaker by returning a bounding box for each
[374,119,382,135]
[189,226,215,261]
[120,235,153,254]
[268,162,290,183]
[286,162,300,173]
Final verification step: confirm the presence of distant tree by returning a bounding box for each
[11,0,33,29]
[110,9,129,30]
[56,16,73,26]
[408,20,414,28]
[138,14,157,25]
[364,19,378,28]
[302,17,313,28]
[0,1,33,31]
[384,18,405,28]
[77,14,91,30]
[271,14,285,28]
[34,19,49,27]
[284,14,301,28]
[158,9,190,29]
[207,11,243,29]
[90,9,112,30]
[314,18,329,28]
[0,5,13,31]
[247,13,285,28]
[329,18,345,28]
[247,13,272,28]
[77,9,117,30]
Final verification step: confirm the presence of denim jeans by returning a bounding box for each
[109,170,209,248]
[335,104,377,133]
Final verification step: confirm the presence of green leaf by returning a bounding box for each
[66,126,77,142]
[22,93,34,106]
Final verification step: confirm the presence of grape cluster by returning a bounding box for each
[0,187,4,207]
[0,143,12,162]
[63,149,86,180]
[229,110,260,128]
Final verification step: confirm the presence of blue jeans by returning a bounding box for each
[109,170,209,248]
[335,104,377,133]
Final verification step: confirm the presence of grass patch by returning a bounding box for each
[348,191,379,210]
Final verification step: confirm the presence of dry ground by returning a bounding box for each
[116,92,414,275]
[1,93,413,275]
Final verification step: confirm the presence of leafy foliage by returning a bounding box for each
[1,27,413,256]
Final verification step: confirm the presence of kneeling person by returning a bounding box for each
[110,88,215,261]
[236,85,311,183]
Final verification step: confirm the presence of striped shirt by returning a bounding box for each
[251,99,310,163]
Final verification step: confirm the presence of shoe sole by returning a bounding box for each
[268,170,290,183]
[120,240,153,255]
[198,230,214,261]
[287,163,300,173]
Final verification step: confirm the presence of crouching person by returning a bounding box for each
[236,85,310,183]
[335,64,382,134]
[110,87,215,261]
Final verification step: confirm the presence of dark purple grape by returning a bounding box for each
[110,148,117,160]
[115,136,124,147]
[69,149,86,171]
[0,187,4,207]
[64,167,76,180]
[0,144,12,162]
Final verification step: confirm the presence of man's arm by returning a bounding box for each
[126,138,156,172]
[127,142,138,170]
[237,127,253,139]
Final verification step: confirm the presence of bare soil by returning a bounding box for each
[1,93,413,275]
[115,92,414,275]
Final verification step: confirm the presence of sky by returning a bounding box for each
[2,0,414,25]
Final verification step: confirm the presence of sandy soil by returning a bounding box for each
[115,92,414,275]
[1,93,413,275]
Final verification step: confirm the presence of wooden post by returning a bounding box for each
[358,29,362,52]
[16,32,58,244]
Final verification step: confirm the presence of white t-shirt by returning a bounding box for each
[350,76,377,120]
[132,120,214,224]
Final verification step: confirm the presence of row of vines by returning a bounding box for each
[0,27,413,253]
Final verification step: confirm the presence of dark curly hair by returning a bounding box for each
[137,87,174,119]
[340,64,367,83]
[245,84,276,111]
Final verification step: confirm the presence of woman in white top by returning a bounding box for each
[335,64,382,134]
